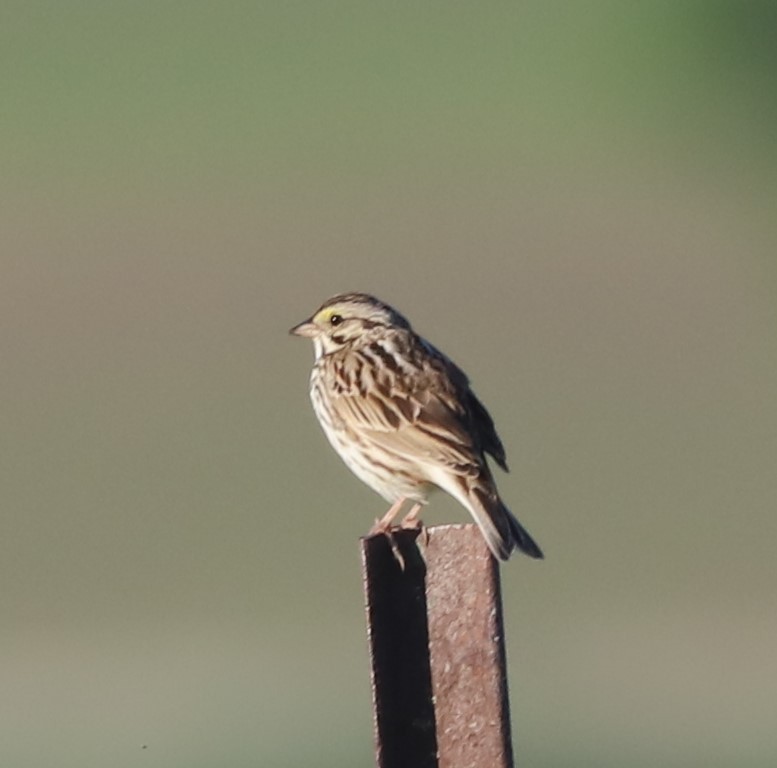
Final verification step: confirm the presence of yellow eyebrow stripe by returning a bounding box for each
[316,307,341,323]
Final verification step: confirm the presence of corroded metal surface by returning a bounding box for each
[425,525,513,768]
[362,524,513,768]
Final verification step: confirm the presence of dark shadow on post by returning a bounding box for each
[361,524,514,768]
[361,531,438,768]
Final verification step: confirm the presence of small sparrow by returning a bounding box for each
[291,292,543,561]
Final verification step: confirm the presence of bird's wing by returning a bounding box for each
[329,384,482,474]
[466,389,508,471]
[420,338,508,471]
[326,341,491,474]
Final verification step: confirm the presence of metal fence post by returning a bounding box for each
[361,524,515,768]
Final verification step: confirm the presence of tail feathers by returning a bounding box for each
[506,507,544,560]
[468,488,544,561]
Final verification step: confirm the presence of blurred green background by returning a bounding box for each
[2,2,776,766]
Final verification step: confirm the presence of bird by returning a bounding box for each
[289,292,543,562]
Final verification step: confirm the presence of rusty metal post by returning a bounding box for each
[361,524,514,768]
[361,529,438,768]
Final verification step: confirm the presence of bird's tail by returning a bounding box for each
[467,485,544,561]
[505,504,544,560]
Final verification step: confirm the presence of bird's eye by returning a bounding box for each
[330,314,343,326]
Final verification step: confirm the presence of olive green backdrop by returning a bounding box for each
[2,2,776,767]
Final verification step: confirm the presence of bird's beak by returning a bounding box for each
[289,318,317,338]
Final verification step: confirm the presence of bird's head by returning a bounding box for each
[289,292,410,358]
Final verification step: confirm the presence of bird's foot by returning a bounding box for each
[384,528,406,571]
[367,498,406,537]
[399,503,423,530]
[366,521,405,570]
[399,503,428,546]
[365,500,430,570]
[365,499,406,569]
